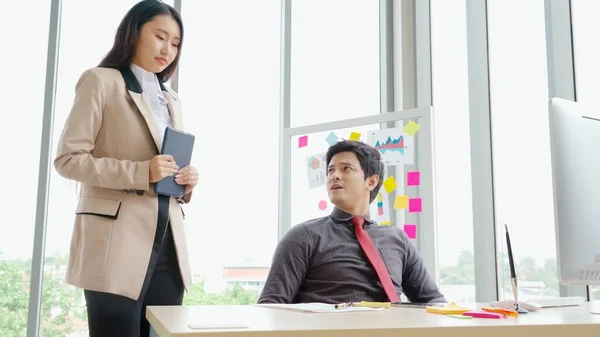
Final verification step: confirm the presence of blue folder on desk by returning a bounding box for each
[154,127,195,197]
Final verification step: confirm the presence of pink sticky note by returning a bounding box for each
[298,136,308,148]
[408,198,422,212]
[318,200,327,210]
[407,171,420,186]
[403,224,417,239]
[463,311,505,319]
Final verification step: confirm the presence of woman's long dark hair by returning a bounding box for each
[99,0,183,82]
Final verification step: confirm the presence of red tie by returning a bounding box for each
[352,217,400,303]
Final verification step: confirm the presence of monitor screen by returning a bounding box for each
[548,97,600,286]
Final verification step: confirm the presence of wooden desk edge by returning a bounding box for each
[147,306,171,337]
[146,304,600,337]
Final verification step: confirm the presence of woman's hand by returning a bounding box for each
[149,155,179,183]
[175,165,199,194]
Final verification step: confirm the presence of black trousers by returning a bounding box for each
[84,196,184,337]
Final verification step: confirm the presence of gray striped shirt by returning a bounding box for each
[258,207,446,304]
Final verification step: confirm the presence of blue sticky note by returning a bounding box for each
[326,131,338,146]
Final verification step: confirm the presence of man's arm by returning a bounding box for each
[400,229,447,303]
[258,225,312,304]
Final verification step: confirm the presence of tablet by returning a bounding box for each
[153,127,195,197]
[391,302,444,308]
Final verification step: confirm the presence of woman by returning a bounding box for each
[53,1,197,336]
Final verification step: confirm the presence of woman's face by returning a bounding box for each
[132,14,181,73]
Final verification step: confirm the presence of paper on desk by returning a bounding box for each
[425,302,470,315]
[258,303,384,313]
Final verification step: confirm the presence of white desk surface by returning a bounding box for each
[147,302,600,337]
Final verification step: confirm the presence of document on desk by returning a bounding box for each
[425,302,470,315]
[257,303,384,313]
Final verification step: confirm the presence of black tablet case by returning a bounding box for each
[154,127,195,197]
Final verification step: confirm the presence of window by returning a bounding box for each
[0,3,50,336]
[43,1,173,336]
[430,0,475,303]
[487,0,558,301]
[571,0,600,104]
[177,0,280,303]
[290,0,379,127]
[571,0,600,300]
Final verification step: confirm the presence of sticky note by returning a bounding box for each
[382,176,397,194]
[407,171,420,186]
[403,224,417,239]
[298,135,308,148]
[379,221,391,226]
[394,195,409,209]
[408,198,422,212]
[463,311,505,319]
[349,132,361,141]
[318,200,327,210]
[403,121,421,136]
[426,302,470,315]
[326,131,338,146]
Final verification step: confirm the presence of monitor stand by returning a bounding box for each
[590,301,600,315]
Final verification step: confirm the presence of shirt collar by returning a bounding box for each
[130,63,156,85]
[129,63,168,103]
[330,207,374,224]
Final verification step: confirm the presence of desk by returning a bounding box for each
[147,302,600,337]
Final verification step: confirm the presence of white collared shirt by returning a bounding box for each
[129,63,172,140]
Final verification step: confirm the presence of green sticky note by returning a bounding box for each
[447,314,471,319]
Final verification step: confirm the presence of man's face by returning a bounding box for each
[327,151,378,209]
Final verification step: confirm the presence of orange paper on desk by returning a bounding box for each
[482,306,519,317]
[425,302,470,315]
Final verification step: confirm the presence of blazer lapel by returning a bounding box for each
[118,67,163,151]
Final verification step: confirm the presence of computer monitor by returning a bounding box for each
[548,97,600,289]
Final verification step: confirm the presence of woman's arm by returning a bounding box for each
[54,69,151,190]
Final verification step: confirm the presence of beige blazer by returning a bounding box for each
[54,67,192,301]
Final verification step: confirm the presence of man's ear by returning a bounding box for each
[367,174,380,191]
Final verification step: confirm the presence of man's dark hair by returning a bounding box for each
[99,0,183,82]
[325,140,384,203]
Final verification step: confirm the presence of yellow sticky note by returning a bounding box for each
[349,132,361,141]
[426,302,470,315]
[403,121,421,136]
[379,221,391,226]
[394,195,409,209]
[376,192,383,202]
[382,176,397,194]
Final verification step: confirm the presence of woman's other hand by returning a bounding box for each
[149,154,179,183]
[175,165,199,194]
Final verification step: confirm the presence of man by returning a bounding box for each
[258,140,446,304]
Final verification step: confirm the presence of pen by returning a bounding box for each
[505,224,527,314]
[334,301,391,309]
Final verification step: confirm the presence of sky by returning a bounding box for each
[2,0,599,293]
